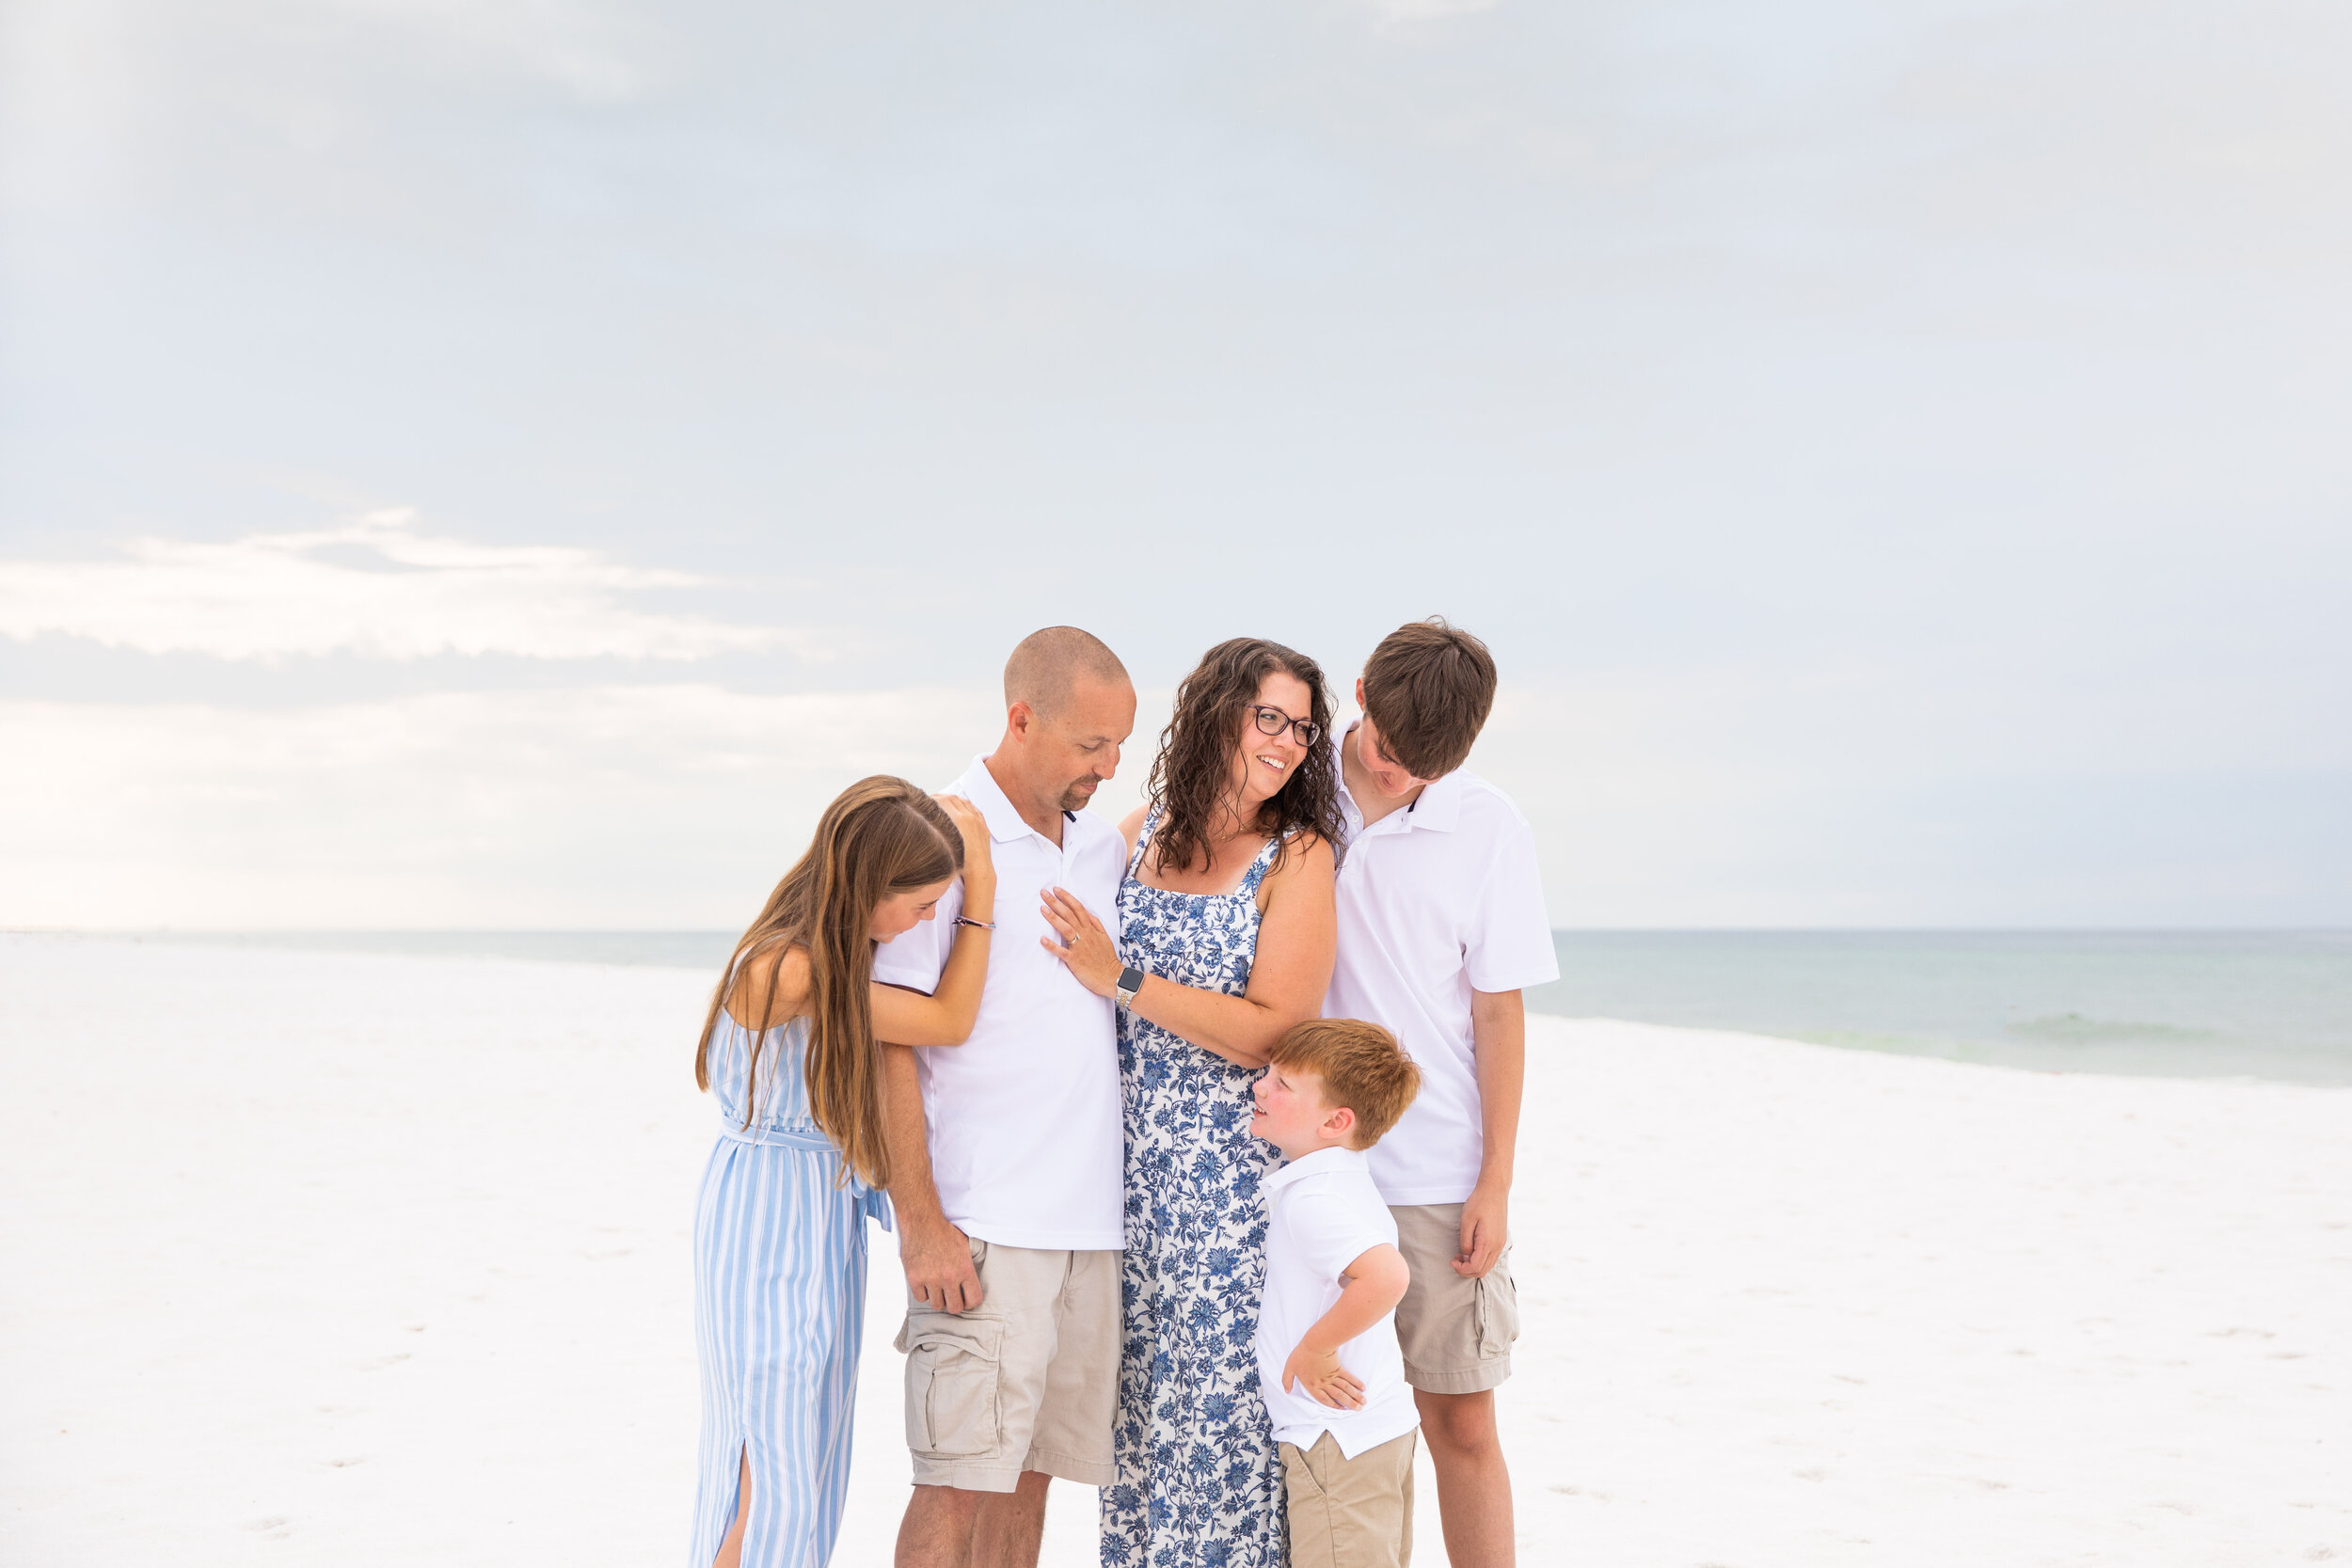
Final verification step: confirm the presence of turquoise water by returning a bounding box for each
[1529,930,2352,1085]
[46,928,2352,1085]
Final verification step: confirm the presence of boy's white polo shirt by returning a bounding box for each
[1256,1145,1419,1457]
[1326,734,1559,1205]
[869,755,1127,1253]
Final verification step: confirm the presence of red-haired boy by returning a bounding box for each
[1252,1019,1424,1568]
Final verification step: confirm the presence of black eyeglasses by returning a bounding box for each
[1247,705,1323,749]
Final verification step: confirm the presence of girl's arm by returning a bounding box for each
[870,879,996,1046]
[1280,1242,1411,1410]
[1039,833,1335,1069]
[870,793,998,1047]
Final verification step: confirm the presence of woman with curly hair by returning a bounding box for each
[1039,638,1342,1567]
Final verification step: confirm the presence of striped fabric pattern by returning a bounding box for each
[689,1014,871,1568]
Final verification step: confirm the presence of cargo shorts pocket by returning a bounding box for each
[895,1316,1006,1459]
[1471,1255,1520,1359]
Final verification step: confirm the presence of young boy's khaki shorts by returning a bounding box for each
[1280,1428,1417,1568]
[893,1238,1119,1492]
[1390,1204,1519,1394]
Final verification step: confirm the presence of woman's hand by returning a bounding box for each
[934,794,995,893]
[1039,887,1121,997]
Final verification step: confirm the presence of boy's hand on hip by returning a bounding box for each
[901,1217,983,1313]
[1453,1182,1508,1278]
[1283,1343,1367,1410]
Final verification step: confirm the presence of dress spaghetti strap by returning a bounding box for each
[1126,805,1161,879]
[1237,830,1285,898]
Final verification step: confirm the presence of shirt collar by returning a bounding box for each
[1406,767,1465,832]
[1336,725,1464,835]
[1264,1141,1372,1196]
[958,755,1043,846]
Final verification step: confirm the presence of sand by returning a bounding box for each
[1,934,2344,1565]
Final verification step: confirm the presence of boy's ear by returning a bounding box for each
[1322,1103,1358,1142]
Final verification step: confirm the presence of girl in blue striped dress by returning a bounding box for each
[691,775,997,1568]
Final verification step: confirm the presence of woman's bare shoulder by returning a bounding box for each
[726,942,811,1026]
[1260,829,1336,908]
[1278,829,1337,876]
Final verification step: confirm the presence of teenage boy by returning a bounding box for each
[1324,619,1557,1568]
[1252,1018,1425,1568]
[873,626,1138,1568]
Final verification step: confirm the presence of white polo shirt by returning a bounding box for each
[1256,1146,1420,1458]
[1326,734,1559,1206]
[870,755,1127,1253]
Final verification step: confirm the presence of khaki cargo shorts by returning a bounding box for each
[1391,1203,1519,1394]
[893,1238,1120,1493]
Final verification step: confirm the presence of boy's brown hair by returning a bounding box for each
[1359,617,1498,781]
[1269,1019,1421,1149]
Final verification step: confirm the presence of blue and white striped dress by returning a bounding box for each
[690,1012,890,1568]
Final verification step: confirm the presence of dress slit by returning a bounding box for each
[691,1017,870,1568]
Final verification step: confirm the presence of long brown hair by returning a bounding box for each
[693,775,962,1189]
[1145,637,1343,878]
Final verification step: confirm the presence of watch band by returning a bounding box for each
[1115,964,1147,1008]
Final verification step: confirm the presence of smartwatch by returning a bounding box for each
[1115,964,1147,1009]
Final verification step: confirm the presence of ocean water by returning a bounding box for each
[1529,930,2352,1085]
[40,928,2352,1085]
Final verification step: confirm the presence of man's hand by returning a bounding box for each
[1454,1180,1508,1279]
[900,1217,983,1313]
[1281,1341,1367,1410]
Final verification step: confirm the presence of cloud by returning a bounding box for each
[1466,672,2352,928]
[0,510,796,662]
[1363,0,1502,20]
[306,0,666,102]
[8,667,2344,934]
[0,684,998,927]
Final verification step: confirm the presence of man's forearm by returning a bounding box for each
[1470,989,1525,1189]
[883,1044,948,1227]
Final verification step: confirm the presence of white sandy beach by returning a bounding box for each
[1,933,2344,1565]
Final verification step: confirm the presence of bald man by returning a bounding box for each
[872,627,1138,1568]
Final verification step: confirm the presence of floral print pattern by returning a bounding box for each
[1101,814,1286,1568]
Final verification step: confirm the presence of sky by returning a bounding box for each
[2,0,2347,929]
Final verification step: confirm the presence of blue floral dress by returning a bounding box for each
[1101,812,1287,1568]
